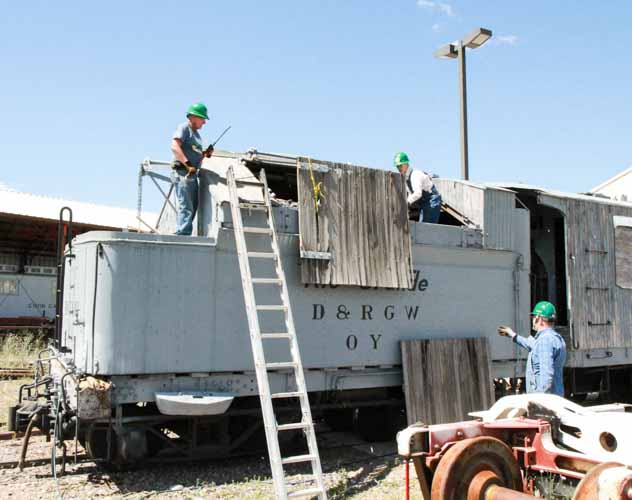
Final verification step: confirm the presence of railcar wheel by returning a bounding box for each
[323,408,355,432]
[85,424,147,467]
[85,425,111,461]
[430,436,523,500]
[355,406,404,441]
[572,462,632,500]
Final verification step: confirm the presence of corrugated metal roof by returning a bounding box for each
[0,187,157,230]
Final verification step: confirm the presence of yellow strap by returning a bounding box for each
[307,158,325,215]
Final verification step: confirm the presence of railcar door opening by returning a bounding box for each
[513,191,569,328]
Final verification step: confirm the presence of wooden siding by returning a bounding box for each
[484,189,518,250]
[297,158,413,288]
[401,338,494,425]
[545,196,632,350]
[433,179,485,229]
[434,179,519,250]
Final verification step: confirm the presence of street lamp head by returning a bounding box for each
[462,27,492,49]
[433,43,458,59]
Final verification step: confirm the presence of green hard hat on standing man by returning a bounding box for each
[187,102,209,120]
[531,301,556,319]
[394,152,410,168]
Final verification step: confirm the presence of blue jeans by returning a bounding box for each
[172,168,198,235]
[415,188,441,224]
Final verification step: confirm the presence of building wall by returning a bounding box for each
[592,170,632,202]
[0,272,56,319]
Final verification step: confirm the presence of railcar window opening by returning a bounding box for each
[613,217,632,289]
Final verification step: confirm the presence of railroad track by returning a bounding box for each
[0,367,33,378]
[0,430,396,471]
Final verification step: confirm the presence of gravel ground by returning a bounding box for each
[0,432,424,499]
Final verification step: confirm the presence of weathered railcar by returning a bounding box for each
[486,182,632,398]
[13,150,632,465]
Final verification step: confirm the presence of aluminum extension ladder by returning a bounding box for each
[226,164,327,500]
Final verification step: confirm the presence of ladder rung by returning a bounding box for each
[266,362,297,370]
[252,278,282,285]
[277,422,310,431]
[235,179,262,185]
[282,454,316,465]
[288,487,325,498]
[239,203,267,211]
[257,305,287,312]
[243,226,272,234]
[261,333,292,340]
[247,252,276,259]
[271,391,302,399]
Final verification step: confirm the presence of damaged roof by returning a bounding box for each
[485,181,632,208]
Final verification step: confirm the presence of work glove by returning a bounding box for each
[184,162,197,177]
[497,325,517,339]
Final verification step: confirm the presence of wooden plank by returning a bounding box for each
[565,199,626,350]
[297,158,412,288]
[401,338,494,425]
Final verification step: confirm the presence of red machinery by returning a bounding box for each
[397,394,632,499]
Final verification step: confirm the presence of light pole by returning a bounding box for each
[434,28,492,181]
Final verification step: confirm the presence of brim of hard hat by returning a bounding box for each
[187,112,209,120]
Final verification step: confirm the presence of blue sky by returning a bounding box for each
[1,1,631,210]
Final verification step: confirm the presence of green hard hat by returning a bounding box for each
[187,102,209,120]
[531,301,556,319]
[394,152,410,168]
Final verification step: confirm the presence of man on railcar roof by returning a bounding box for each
[394,152,442,224]
[171,102,214,236]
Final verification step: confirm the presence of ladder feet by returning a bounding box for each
[287,487,325,498]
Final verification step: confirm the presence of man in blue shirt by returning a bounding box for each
[171,102,213,235]
[498,301,567,396]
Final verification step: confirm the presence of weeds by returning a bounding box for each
[0,332,48,368]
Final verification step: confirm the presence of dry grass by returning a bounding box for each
[0,438,422,498]
[0,332,47,368]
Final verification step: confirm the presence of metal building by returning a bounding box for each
[0,186,155,330]
[591,166,632,202]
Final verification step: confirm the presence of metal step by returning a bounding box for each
[288,487,325,498]
[266,362,297,370]
[261,333,292,340]
[256,305,288,312]
[271,391,302,399]
[282,454,316,465]
[252,278,282,285]
[277,422,310,431]
[247,252,276,259]
[243,226,272,234]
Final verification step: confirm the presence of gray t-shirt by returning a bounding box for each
[173,122,204,168]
